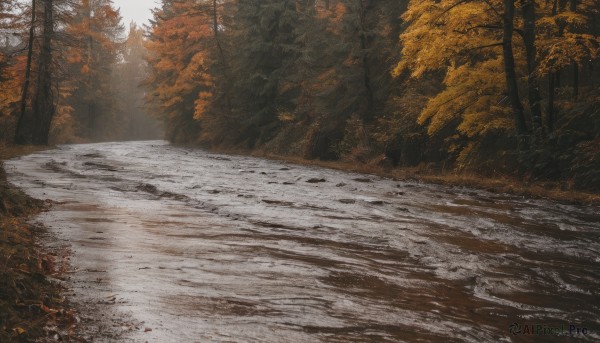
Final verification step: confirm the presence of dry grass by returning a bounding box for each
[247,151,600,206]
[178,143,600,205]
[417,173,600,205]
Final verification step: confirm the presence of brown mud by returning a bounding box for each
[5,141,600,342]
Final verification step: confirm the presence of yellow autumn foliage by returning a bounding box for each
[400,0,511,139]
[395,0,500,79]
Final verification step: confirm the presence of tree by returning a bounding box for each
[521,0,543,137]
[13,0,57,145]
[0,0,23,141]
[503,0,527,136]
[0,0,19,76]
[0,0,18,74]
[395,1,523,167]
[65,0,124,141]
[223,0,303,147]
[141,0,600,189]
[145,0,212,143]
[319,0,405,156]
[14,0,36,144]
[537,0,600,131]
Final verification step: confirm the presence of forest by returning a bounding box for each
[1,0,599,190]
[0,0,158,145]
[1,1,600,340]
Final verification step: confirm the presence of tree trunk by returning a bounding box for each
[31,0,54,145]
[522,0,543,136]
[558,0,568,11]
[502,0,527,135]
[212,0,232,112]
[570,0,577,12]
[572,62,579,100]
[591,59,595,89]
[357,0,374,123]
[546,0,558,132]
[87,1,95,138]
[547,73,555,132]
[571,0,579,100]
[14,0,36,145]
[212,0,224,61]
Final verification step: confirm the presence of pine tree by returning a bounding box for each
[65,0,124,141]
[224,0,303,147]
[311,0,405,159]
[145,0,212,143]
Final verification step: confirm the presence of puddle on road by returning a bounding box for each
[6,141,600,342]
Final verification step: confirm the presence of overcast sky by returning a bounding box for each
[113,0,157,27]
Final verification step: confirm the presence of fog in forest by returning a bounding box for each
[61,21,164,143]
[1,1,162,145]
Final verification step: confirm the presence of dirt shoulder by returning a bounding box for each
[191,142,600,205]
[0,145,77,342]
[243,151,600,206]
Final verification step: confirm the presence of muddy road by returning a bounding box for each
[6,141,600,342]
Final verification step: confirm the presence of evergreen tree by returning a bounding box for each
[65,0,124,141]
[224,0,303,147]
[145,0,212,143]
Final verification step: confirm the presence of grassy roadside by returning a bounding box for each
[214,148,600,206]
[0,145,76,342]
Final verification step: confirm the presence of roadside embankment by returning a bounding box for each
[266,154,600,206]
[0,145,76,342]
[198,145,600,206]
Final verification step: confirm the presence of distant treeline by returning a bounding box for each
[144,0,599,190]
[2,1,599,191]
[0,0,159,145]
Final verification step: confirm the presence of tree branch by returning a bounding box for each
[465,42,504,51]
[454,24,503,34]
[432,0,472,25]
[481,0,502,18]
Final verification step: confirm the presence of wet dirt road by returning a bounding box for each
[6,141,600,342]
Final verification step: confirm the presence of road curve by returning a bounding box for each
[6,141,600,342]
